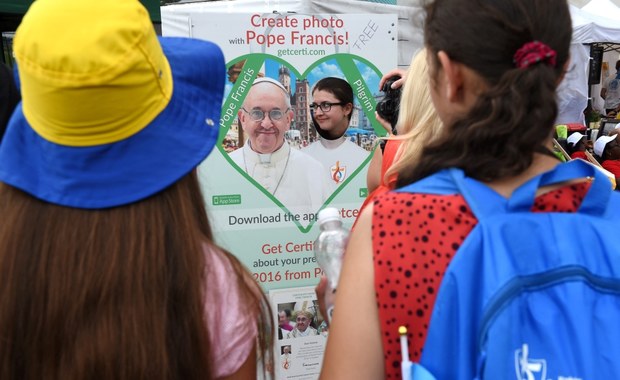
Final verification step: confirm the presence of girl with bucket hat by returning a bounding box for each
[0,0,273,379]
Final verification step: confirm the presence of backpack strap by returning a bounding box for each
[396,168,508,219]
[447,169,508,219]
[507,160,611,216]
[397,169,508,219]
[411,363,437,380]
[396,169,460,196]
[397,160,612,219]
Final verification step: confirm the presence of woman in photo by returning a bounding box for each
[304,77,369,188]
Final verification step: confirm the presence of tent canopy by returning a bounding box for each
[0,0,161,21]
[345,128,372,136]
[571,0,620,44]
[0,0,30,14]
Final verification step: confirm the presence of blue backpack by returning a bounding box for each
[397,160,620,380]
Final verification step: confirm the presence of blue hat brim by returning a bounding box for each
[0,37,224,209]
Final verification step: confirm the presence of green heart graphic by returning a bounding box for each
[217,53,386,233]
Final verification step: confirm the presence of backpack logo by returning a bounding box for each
[515,344,546,380]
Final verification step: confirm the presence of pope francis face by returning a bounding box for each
[295,313,311,332]
[239,82,293,154]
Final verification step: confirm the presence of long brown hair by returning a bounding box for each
[0,170,273,379]
[397,0,572,187]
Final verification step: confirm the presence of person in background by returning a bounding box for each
[594,131,620,182]
[365,67,405,196]
[320,0,582,378]
[600,60,620,116]
[278,309,295,332]
[304,77,369,188]
[362,48,444,214]
[230,77,329,216]
[0,0,273,379]
[0,62,20,141]
[280,346,292,371]
[566,131,589,160]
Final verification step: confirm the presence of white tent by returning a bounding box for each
[560,1,620,124]
[582,0,620,19]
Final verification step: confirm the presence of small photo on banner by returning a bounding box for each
[270,286,327,379]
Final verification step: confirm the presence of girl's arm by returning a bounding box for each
[319,205,384,380]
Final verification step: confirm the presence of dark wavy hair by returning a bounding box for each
[0,171,273,380]
[312,77,354,121]
[397,0,572,186]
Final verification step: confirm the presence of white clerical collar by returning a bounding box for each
[319,135,347,150]
[244,141,290,165]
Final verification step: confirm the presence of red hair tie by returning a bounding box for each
[513,41,557,69]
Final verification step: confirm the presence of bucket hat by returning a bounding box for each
[594,134,618,157]
[0,0,225,208]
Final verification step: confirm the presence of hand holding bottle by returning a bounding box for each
[314,208,349,324]
[314,275,336,327]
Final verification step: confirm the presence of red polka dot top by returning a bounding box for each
[372,182,590,379]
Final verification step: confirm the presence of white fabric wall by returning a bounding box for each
[557,43,591,125]
[162,0,309,37]
[162,0,425,67]
[307,0,425,68]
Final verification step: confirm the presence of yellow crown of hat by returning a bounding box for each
[14,0,172,147]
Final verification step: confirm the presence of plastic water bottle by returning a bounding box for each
[314,208,349,324]
[314,208,349,289]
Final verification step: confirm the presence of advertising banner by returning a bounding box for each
[192,12,398,291]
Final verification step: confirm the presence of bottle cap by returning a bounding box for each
[317,207,341,224]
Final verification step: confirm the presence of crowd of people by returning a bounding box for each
[1,0,620,379]
[564,127,620,183]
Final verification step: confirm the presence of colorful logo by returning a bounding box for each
[330,161,347,183]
